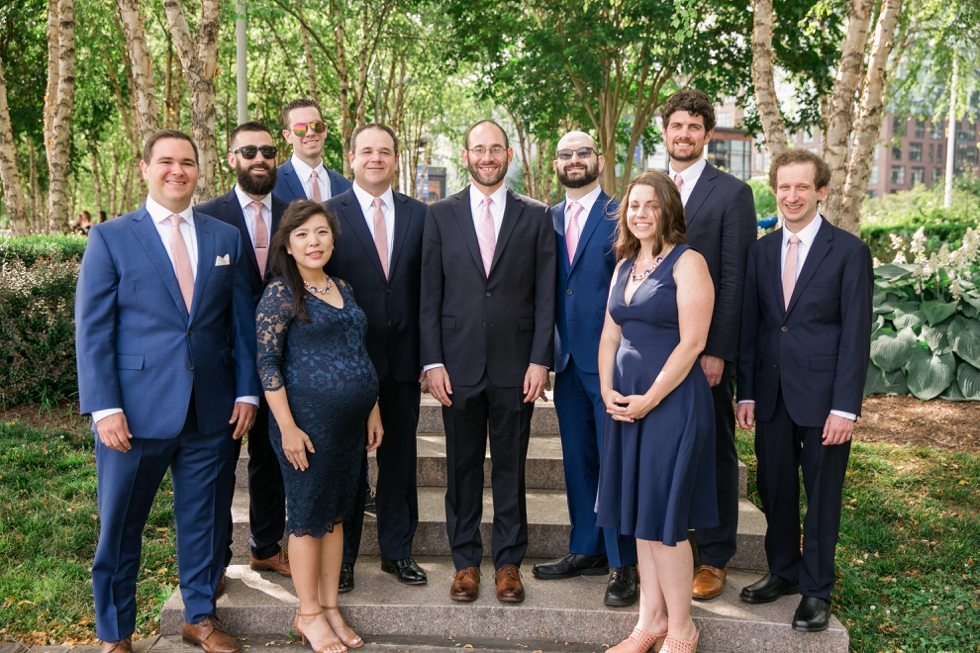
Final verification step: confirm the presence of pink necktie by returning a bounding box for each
[310,169,322,203]
[250,201,268,276]
[674,173,684,194]
[169,214,195,312]
[565,202,583,265]
[477,196,495,276]
[783,234,801,310]
[373,197,388,278]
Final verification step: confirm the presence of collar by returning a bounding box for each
[668,155,707,186]
[147,196,194,226]
[565,185,602,216]
[783,213,824,250]
[234,185,272,212]
[470,183,508,210]
[352,181,395,213]
[290,154,325,180]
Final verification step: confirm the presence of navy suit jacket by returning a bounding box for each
[552,191,619,375]
[325,188,426,383]
[75,207,260,439]
[273,159,352,203]
[737,218,873,427]
[195,188,288,305]
[683,162,757,375]
[421,187,556,387]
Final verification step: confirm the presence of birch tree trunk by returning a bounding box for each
[90,143,104,215]
[751,0,788,161]
[115,0,159,145]
[332,0,353,177]
[822,0,874,221]
[0,56,30,235]
[45,0,76,234]
[27,137,42,230]
[301,26,319,105]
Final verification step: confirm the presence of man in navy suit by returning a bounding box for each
[273,99,352,203]
[325,123,429,591]
[531,131,638,607]
[196,122,291,584]
[660,90,757,600]
[736,149,872,632]
[76,131,259,653]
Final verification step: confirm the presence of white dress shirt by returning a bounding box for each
[668,155,708,207]
[564,185,602,240]
[290,154,331,202]
[234,186,272,250]
[468,183,508,239]
[352,181,395,262]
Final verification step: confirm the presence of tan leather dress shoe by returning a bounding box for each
[249,549,291,576]
[182,616,242,653]
[101,637,132,653]
[494,564,525,602]
[692,564,726,600]
[449,566,480,601]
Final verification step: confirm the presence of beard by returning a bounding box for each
[467,158,508,188]
[557,159,600,189]
[666,139,705,164]
[236,161,278,196]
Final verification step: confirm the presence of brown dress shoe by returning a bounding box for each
[182,616,242,653]
[494,564,525,602]
[449,566,480,601]
[101,637,132,653]
[249,549,291,576]
[692,565,726,600]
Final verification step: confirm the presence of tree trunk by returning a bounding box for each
[332,0,353,177]
[26,136,42,230]
[43,4,59,164]
[822,0,874,220]
[45,0,76,234]
[0,56,31,235]
[115,0,159,145]
[90,142,103,215]
[839,0,904,234]
[751,0,788,161]
[301,25,319,104]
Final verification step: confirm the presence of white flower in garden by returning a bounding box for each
[893,252,908,264]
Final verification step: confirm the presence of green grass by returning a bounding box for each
[736,429,980,653]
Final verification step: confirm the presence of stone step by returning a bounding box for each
[420,395,559,436]
[160,559,847,652]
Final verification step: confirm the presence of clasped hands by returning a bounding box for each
[602,390,657,422]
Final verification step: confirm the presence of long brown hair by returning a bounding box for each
[268,200,341,323]
[613,170,686,260]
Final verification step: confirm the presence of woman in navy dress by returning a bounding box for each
[595,172,717,653]
[256,201,382,653]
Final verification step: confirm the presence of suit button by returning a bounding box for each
[387,321,392,326]
[485,291,491,297]
[187,364,194,371]
[187,329,193,335]
[387,288,392,294]
[773,363,778,369]
[781,326,788,332]
[567,289,573,295]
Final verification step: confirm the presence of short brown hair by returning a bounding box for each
[143,130,199,165]
[350,123,400,156]
[465,119,509,149]
[614,171,687,260]
[660,89,716,133]
[229,121,273,148]
[768,149,831,191]
[281,99,322,129]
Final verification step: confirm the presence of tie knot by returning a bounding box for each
[169,214,182,227]
[484,196,493,209]
[789,234,801,246]
[250,201,263,213]
[674,173,683,188]
[373,197,384,209]
[568,201,582,218]
[310,169,318,179]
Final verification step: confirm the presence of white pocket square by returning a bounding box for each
[215,254,231,266]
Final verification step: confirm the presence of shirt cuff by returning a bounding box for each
[422,363,445,372]
[92,408,123,424]
[830,409,856,421]
[530,363,550,370]
[235,396,260,406]
[737,400,755,405]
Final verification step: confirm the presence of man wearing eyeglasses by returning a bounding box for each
[421,120,556,603]
[531,131,639,607]
[197,122,291,588]
[273,99,352,203]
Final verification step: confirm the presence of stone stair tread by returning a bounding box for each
[160,559,847,652]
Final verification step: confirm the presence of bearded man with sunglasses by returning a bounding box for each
[197,122,291,587]
[274,99,352,203]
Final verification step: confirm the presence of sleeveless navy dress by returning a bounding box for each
[595,245,718,545]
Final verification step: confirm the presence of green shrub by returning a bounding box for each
[0,235,88,267]
[747,178,777,219]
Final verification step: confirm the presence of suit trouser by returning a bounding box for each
[344,376,422,563]
[554,358,636,568]
[443,371,533,570]
[755,389,850,601]
[694,377,739,568]
[92,402,236,641]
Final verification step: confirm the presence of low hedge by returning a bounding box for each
[0,234,87,267]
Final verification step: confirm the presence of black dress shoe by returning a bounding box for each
[793,596,832,632]
[338,562,354,593]
[381,557,428,584]
[532,553,609,580]
[604,565,639,607]
[739,572,799,604]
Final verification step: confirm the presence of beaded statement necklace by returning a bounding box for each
[303,277,332,295]
[629,246,673,283]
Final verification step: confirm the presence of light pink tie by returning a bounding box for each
[477,196,495,276]
[674,173,684,194]
[169,214,195,312]
[565,201,583,265]
[373,197,388,278]
[250,201,268,276]
[310,169,322,203]
[783,234,801,310]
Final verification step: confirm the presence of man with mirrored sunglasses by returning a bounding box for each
[273,99,351,204]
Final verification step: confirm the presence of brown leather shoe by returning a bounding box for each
[101,637,132,653]
[216,568,226,597]
[692,564,726,600]
[494,564,525,602]
[249,549,291,576]
[449,566,480,601]
[182,616,242,653]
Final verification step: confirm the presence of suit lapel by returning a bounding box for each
[570,193,608,271]
[191,211,215,324]
[451,188,485,276]
[552,201,570,274]
[489,189,522,275]
[388,192,411,277]
[131,209,188,319]
[785,219,833,318]
[340,191,387,281]
[283,161,308,201]
[766,230,785,312]
[683,162,717,226]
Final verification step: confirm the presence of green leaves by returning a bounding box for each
[865,363,910,396]
[956,362,980,400]
[870,327,917,372]
[904,345,954,400]
[921,299,958,325]
[947,317,980,367]
[892,302,926,329]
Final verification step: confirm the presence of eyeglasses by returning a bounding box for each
[468,145,506,157]
[291,121,327,137]
[556,147,598,161]
[233,145,279,160]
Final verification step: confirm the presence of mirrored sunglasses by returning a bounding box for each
[291,120,327,137]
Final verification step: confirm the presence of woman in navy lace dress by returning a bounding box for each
[256,201,381,653]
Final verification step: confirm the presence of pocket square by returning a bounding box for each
[215,254,231,266]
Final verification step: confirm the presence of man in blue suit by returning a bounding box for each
[736,149,872,632]
[76,131,259,653]
[273,99,351,203]
[196,122,291,584]
[531,131,638,607]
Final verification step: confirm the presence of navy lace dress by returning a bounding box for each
[256,278,379,538]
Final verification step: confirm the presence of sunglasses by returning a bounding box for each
[556,147,598,161]
[233,145,279,160]
[291,120,327,137]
